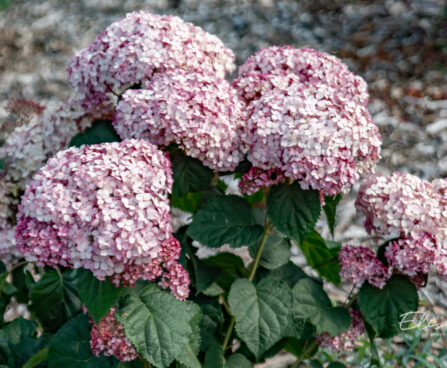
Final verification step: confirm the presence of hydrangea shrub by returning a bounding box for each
[0,10,440,368]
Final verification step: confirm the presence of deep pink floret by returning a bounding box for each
[238,167,285,195]
[16,139,189,299]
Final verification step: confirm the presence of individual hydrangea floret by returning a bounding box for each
[90,307,137,362]
[338,245,390,289]
[317,309,365,351]
[113,70,246,171]
[242,83,381,195]
[238,167,285,195]
[233,46,369,106]
[68,11,235,111]
[16,140,189,299]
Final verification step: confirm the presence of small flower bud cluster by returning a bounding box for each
[90,307,137,362]
[68,11,235,112]
[233,47,369,106]
[317,309,365,351]
[338,245,390,289]
[356,173,447,281]
[113,70,246,171]
[241,81,381,195]
[16,140,189,299]
[238,167,285,195]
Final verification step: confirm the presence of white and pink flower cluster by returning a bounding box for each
[338,245,390,289]
[235,47,381,196]
[15,140,189,300]
[67,11,246,171]
[90,307,137,362]
[339,172,447,289]
[356,172,447,280]
[1,98,112,187]
[113,70,246,171]
[317,309,365,351]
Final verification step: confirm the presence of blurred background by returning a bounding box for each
[0,1,447,366]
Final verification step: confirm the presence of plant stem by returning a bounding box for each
[291,340,317,368]
[138,354,151,368]
[248,222,272,282]
[221,222,273,351]
[222,317,236,351]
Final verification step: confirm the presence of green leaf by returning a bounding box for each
[309,360,323,368]
[0,158,4,171]
[11,263,34,304]
[0,318,49,368]
[228,278,292,359]
[187,195,263,248]
[299,231,341,284]
[358,275,418,338]
[171,192,203,213]
[195,296,224,351]
[171,150,214,197]
[364,321,381,366]
[22,347,49,368]
[176,303,202,368]
[292,278,351,336]
[29,269,82,333]
[261,262,309,288]
[75,269,122,324]
[69,120,121,147]
[266,182,321,244]
[116,284,194,368]
[323,194,342,238]
[225,354,252,368]
[48,314,116,368]
[249,233,290,270]
[327,363,348,368]
[203,345,224,368]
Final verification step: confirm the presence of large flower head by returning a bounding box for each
[242,83,381,195]
[233,46,369,106]
[16,139,189,299]
[113,70,246,171]
[356,173,447,282]
[68,11,235,111]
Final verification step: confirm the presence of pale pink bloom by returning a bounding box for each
[16,140,189,298]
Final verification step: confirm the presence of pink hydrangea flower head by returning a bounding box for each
[238,167,285,195]
[233,46,369,106]
[243,83,381,195]
[113,70,246,171]
[90,307,137,362]
[16,139,189,298]
[317,309,365,351]
[68,11,235,111]
[356,173,445,241]
[385,232,437,277]
[338,245,390,289]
